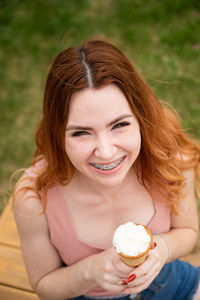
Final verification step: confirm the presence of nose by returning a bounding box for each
[94,134,117,160]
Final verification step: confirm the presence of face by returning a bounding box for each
[65,84,141,187]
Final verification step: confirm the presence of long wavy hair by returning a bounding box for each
[14,39,200,214]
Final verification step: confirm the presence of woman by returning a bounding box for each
[14,39,200,300]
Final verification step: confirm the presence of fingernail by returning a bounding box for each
[127,273,136,282]
[121,279,128,285]
[153,242,157,248]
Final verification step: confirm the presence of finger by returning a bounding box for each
[104,273,124,285]
[123,269,160,294]
[128,261,160,287]
[112,248,134,272]
[102,281,126,293]
[118,273,136,286]
[104,260,132,279]
[115,261,135,277]
[132,253,158,279]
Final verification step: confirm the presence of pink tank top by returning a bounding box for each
[25,165,171,296]
[45,185,171,296]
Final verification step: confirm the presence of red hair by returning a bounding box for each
[14,39,200,214]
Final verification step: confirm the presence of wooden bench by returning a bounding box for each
[0,202,200,300]
[0,201,39,300]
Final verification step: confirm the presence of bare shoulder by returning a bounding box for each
[13,172,44,221]
[14,160,46,212]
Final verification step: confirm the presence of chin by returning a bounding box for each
[94,171,129,187]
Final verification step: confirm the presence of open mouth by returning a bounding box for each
[90,156,126,171]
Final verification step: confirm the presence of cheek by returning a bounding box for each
[133,134,141,151]
[65,139,93,163]
[122,131,141,153]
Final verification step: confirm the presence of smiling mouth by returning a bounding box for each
[90,156,126,171]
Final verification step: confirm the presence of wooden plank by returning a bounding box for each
[0,285,39,300]
[0,244,33,291]
[181,252,200,267]
[0,201,20,248]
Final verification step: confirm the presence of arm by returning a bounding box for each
[123,168,199,294]
[158,167,199,262]
[14,178,133,300]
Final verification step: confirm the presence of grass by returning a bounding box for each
[1,0,200,214]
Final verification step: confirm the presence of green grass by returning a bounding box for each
[1,0,200,213]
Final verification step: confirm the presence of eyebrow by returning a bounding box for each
[66,114,133,131]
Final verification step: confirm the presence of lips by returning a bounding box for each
[90,156,126,171]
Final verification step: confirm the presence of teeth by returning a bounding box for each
[91,157,124,171]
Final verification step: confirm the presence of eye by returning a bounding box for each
[112,121,130,130]
[72,131,90,137]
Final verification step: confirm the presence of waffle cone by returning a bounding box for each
[118,226,153,267]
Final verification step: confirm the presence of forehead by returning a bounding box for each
[67,84,133,124]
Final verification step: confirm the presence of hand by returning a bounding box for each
[88,247,134,292]
[122,236,169,294]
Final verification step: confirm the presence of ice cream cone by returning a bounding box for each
[113,223,153,267]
